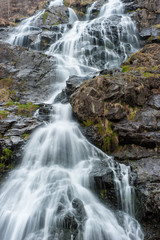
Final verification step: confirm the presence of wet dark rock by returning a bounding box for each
[66,75,90,97]
[72,198,87,223]
[90,160,117,208]
[124,157,160,240]
[106,105,127,121]
[148,94,160,110]
[0,41,56,102]
[124,0,160,44]
[38,104,53,122]
[62,198,87,240]
[39,6,69,30]
[54,90,68,104]
[0,109,42,180]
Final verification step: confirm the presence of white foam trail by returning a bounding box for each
[68,8,78,24]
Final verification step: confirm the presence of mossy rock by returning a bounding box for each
[17,102,39,117]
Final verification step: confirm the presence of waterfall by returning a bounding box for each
[0,0,144,240]
[86,1,98,20]
[7,10,44,47]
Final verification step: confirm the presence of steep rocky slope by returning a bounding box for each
[0,0,159,238]
[68,43,160,239]
[0,41,55,179]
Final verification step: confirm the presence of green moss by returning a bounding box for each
[96,121,119,153]
[63,0,67,6]
[0,148,13,161]
[0,148,14,173]
[78,11,85,16]
[136,67,148,73]
[143,72,160,78]
[0,110,10,119]
[147,36,153,43]
[0,163,5,170]
[22,133,30,140]
[53,21,60,26]
[128,107,138,121]
[151,65,160,70]
[122,65,130,73]
[83,119,93,127]
[0,78,12,88]
[102,136,112,153]
[4,101,14,107]
[42,11,48,24]
[101,189,107,199]
[18,102,39,117]
[96,123,104,136]
[153,24,160,28]
[3,148,12,157]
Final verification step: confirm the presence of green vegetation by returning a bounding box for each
[0,148,14,172]
[22,133,30,140]
[128,107,138,121]
[122,65,130,73]
[53,22,60,26]
[4,101,14,107]
[42,11,48,24]
[153,24,160,28]
[3,148,12,157]
[143,72,160,78]
[147,36,153,43]
[0,78,12,88]
[101,189,107,199]
[17,102,39,117]
[96,121,119,153]
[104,74,110,77]
[83,119,94,127]
[0,163,5,170]
[0,148,13,161]
[0,110,10,120]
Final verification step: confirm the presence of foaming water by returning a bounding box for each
[0,0,144,240]
[7,10,44,47]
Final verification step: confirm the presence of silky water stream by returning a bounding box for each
[0,0,144,239]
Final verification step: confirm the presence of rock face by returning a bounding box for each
[0,41,56,180]
[123,0,160,43]
[0,41,56,102]
[68,43,160,239]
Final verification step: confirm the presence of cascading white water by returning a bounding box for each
[86,1,98,20]
[0,0,144,240]
[47,0,139,70]
[7,10,44,47]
